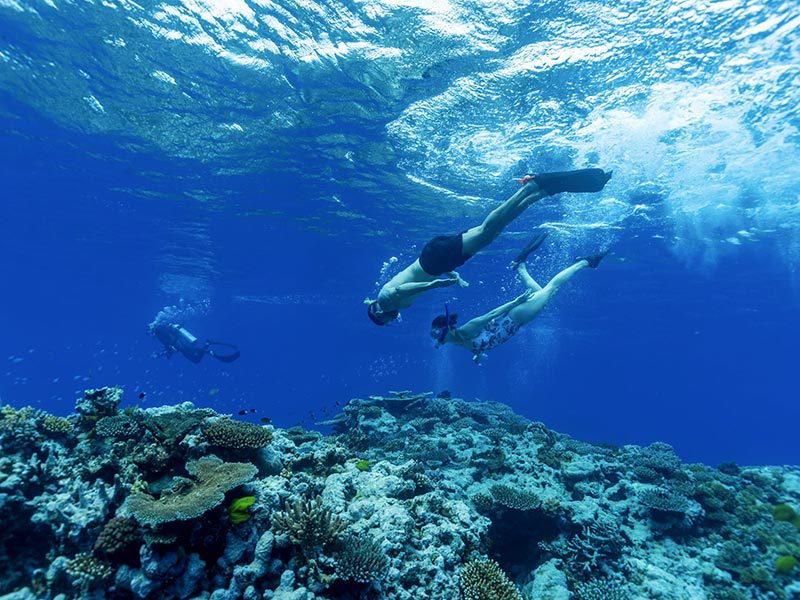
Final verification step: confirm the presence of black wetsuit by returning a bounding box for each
[419,231,472,276]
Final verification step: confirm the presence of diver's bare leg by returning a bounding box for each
[462,182,547,255]
[542,260,588,295]
[510,260,587,324]
[516,263,543,292]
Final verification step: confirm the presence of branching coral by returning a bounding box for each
[144,409,213,445]
[76,387,122,418]
[459,559,522,600]
[272,494,346,552]
[66,552,113,584]
[639,488,690,515]
[333,534,388,583]
[94,517,141,558]
[95,415,142,439]
[573,577,629,600]
[41,415,74,434]
[126,456,257,526]
[490,484,539,510]
[633,442,682,476]
[0,405,41,451]
[202,417,273,449]
[569,521,625,573]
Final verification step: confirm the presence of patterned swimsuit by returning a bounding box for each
[469,315,521,361]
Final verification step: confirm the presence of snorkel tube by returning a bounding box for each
[436,303,451,346]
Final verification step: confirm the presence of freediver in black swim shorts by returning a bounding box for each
[366,169,612,326]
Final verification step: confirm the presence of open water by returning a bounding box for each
[1,0,799,465]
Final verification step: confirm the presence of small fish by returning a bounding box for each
[259,417,271,424]
[238,408,256,416]
[437,390,452,399]
[209,388,220,396]
[138,392,146,400]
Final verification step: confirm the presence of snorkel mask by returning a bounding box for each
[433,303,456,347]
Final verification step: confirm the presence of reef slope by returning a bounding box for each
[1,388,799,599]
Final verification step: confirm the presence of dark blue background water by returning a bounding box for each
[2,0,799,466]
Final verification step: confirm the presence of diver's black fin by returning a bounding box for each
[512,232,548,267]
[532,168,612,195]
[576,250,609,269]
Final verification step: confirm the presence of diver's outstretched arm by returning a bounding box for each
[379,277,458,309]
[446,271,470,287]
[457,290,533,339]
[395,278,457,294]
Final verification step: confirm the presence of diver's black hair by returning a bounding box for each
[367,301,399,326]
[431,313,458,328]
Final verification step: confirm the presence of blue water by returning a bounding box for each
[1,0,799,466]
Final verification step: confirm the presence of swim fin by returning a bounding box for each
[511,232,548,267]
[530,168,612,195]
[575,250,609,268]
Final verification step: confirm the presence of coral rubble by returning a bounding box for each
[0,387,799,599]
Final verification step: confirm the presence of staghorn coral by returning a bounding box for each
[125,456,257,526]
[459,559,523,600]
[202,417,273,449]
[561,520,626,574]
[333,533,389,583]
[490,484,539,510]
[93,516,141,558]
[272,494,346,552]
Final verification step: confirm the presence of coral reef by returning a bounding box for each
[272,495,346,554]
[202,417,273,449]
[459,559,522,600]
[125,456,257,525]
[332,534,388,583]
[1,387,799,600]
[93,516,141,559]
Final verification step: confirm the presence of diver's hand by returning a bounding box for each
[450,271,470,288]
[514,289,535,305]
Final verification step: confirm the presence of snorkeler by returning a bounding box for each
[430,232,608,362]
[152,323,241,364]
[366,168,612,326]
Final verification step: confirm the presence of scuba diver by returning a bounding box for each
[430,232,608,363]
[366,168,613,326]
[152,323,240,364]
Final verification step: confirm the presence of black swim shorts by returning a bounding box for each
[419,232,472,276]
